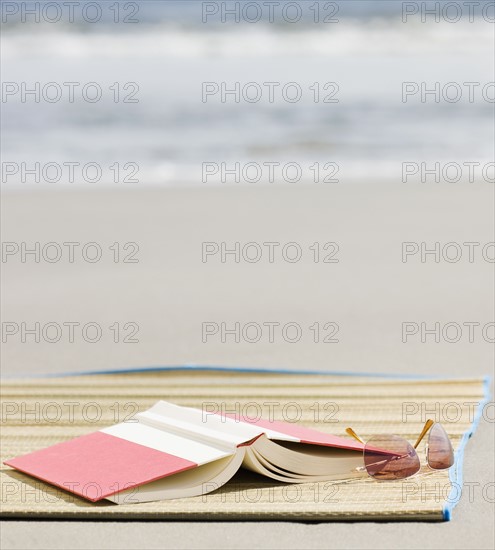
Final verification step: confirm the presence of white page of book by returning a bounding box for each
[107,450,246,504]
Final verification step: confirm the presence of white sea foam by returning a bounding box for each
[1,19,492,60]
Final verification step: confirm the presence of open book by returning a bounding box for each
[5,401,365,504]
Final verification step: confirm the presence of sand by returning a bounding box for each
[2,183,494,378]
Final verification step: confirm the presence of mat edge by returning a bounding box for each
[3,364,490,381]
[442,375,492,521]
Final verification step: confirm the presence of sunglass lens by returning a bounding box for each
[364,434,420,480]
[427,423,454,469]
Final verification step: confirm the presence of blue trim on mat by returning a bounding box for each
[442,376,492,521]
[39,364,468,380]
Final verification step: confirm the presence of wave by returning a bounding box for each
[2,19,492,59]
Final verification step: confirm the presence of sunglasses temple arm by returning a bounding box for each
[413,419,435,449]
[345,427,365,445]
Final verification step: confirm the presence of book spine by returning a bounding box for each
[135,411,240,452]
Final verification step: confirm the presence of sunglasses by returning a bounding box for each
[345,419,454,480]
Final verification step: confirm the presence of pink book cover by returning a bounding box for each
[4,431,197,502]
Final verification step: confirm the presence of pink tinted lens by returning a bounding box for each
[364,434,420,480]
[427,423,454,469]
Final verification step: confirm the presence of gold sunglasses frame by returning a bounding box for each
[345,419,435,449]
[344,419,450,478]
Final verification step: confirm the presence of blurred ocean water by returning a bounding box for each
[1,1,493,186]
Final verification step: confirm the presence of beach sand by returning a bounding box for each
[1,183,494,548]
[1,183,493,378]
